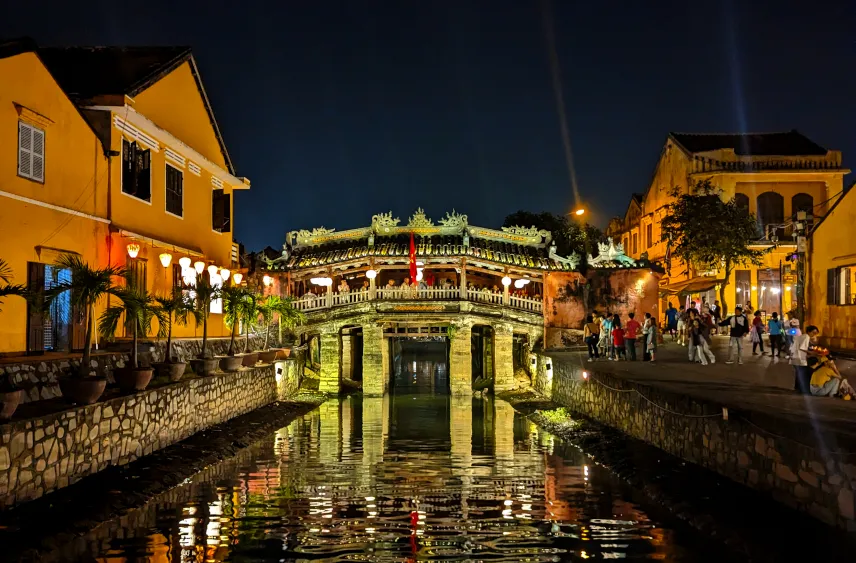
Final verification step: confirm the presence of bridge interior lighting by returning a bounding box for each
[501,276,512,287]
[311,277,333,286]
[366,269,377,280]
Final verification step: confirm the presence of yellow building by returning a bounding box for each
[0,39,249,355]
[606,131,848,317]
[807,181,856,349]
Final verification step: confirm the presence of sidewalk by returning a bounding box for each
[547,335,856,439]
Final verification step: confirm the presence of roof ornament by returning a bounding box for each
[549,247,581,270]
[438,209,468,229]
[407,207,434,228]
[502,225,551,240]
[372,211,401,232]
[587,237,637,267]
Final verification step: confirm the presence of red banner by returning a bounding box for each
[409,232,417,282]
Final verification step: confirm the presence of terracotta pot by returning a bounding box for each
[190,357,219,377]
[258,349,278,363]
[114,367,154,392]
[154,361,187,382]
[218,355,244,372]
[0,389,24,421]
[59,377,107,405]
[242,352,259,367]
[275,347,293,360]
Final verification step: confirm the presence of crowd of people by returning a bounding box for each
[583,311,658,362]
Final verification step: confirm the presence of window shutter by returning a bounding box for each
[221,192,231,233]
[31,127,45,182]
[212,189,224,231]
[827,268,838,305]
[845,267,852,305]
[26,262,45,353]
[123,140,137,196]
[18,122,33,178]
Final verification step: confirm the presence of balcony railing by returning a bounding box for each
[293,287,543,314]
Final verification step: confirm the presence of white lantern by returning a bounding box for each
[159,253,172,268]
[194,261,205,274]
[207,264,219,277]
[263,274,273,287]
[366,269,377,280]
[220,268,231,282]
[416,270,424,282]
[501,276,512,287]
[179,256,192,269]
[232,273,244,285]
[514,279,525,289]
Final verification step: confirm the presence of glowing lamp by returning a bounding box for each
[786,285,792,291]
[263,274,273,287]
[159,253,172,268]
[501,276,512,287]
[751,285,757,291]
[582,371,589,380]
[366,269,377,280]
[232,273,243,285]
[194,261,205,274]
[126,243,140,258]
[416,261,424,266]
[736,288,742,293]
[207,264,219,277]
[179,256,192,269]
[772,287,781,295]
[311,277,332,286]
[416,270,424,282]
[574,209,585,216]
[219,268,230,282]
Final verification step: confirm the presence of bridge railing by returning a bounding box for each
[292,287,543,313]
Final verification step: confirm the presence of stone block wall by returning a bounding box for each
[542,354,856,533]
[0,353,128,404]
[0,364,278,508]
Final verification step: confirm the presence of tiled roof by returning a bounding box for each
[670,130,828,156]
[272,234,575,272]
[38,46,191,99]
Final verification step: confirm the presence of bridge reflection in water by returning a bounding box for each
[64,397,719,561]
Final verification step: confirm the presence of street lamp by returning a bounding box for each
[574,209,585,216]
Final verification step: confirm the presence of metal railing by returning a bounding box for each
[292,287,542,313]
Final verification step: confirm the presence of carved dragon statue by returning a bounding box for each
[587,237,637,267]
[407,207,433,228]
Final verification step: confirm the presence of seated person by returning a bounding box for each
[809,354,856,399]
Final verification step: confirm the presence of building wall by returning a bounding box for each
[808,189,856,349]
[0,52,112,353]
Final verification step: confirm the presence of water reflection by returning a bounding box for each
[54,394,720,562]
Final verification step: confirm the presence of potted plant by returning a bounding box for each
[218,285,251,372]
[44,254,125,404]
[0,259,27,419]
[258,295,305,362]
[152,289,201,381]
[240,290,260,367]
[188,275,221,376]
[100,273,166,392]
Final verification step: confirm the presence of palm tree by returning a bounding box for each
[192,275,221,359]
[0,259,27,312]
[240,291,259,353]
[221,286,253,356]
[99,274,167,370]
[154,289,201,363]
[44,255,125,378]
[258,295,305,349]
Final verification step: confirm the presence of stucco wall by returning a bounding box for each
[544,269,660,349]
[539,354,856,533]
[0,364,288,508]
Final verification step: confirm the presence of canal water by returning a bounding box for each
[53,356,728,562]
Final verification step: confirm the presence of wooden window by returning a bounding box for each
[757,192,785,240]
[734,193,749,210]
[212,188,231,232]
[165,163,183,217]
[646,224,653,249]
[127,257,147,290]
[122,139,151,202]
[18,121,45,182]
[632,233,638,255]
[735,270,752,306]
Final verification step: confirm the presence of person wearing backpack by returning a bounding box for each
[718,305,749,364]
[768,312,784,358]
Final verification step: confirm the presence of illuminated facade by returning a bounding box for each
[606,131,848,316]
[0,39,248,354]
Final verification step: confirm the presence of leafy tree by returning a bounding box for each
[99,275,167,369]
[258,295,306,350]
[191,275,221,359]
[222,286,253,356]
[0,259,27,312]
[44,255,125,378]
[660,180,766,317]
[154,290,202,363]
[502,211,601,257]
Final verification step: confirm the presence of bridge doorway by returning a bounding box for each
[341,326,363,382]
[389,335,450,395]
[471,325,494,385]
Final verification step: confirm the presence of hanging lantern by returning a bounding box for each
[501,276,512,287]
[194,261,205,274]
[366,269,377,280]
[220,268,231,282]
[263,274,273,287]
[232,273,244,285]
[179,256,192,269]
[159,253,172,268]
[126,243,140,258]
[207,264,219,277]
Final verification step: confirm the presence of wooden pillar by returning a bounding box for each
[459,258,467,300]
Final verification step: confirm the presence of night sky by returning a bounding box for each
[3,1,854,251]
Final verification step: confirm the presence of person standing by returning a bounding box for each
[711,300,723,334]
[625,312,641,361]
[751,311,765,355]
[719,306,749,364]
[599,312,613,360]
[676,305,688,346]
[643,312,657,362]
[686,309,700,362]
[689,318,716,365]
[785,318,801,359]
[665,303,678,340]
[791,325,820,394]
[583,314,600,362]
[611,314,625,360]
[768,312,784,358]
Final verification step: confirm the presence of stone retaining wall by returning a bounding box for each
[536,354,856,534]
[0,364,283,509]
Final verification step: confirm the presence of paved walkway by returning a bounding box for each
[548,336,856,439]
